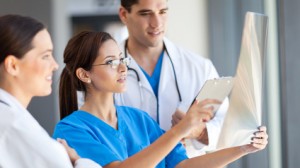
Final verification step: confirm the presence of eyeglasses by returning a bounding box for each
[92,57,131,69]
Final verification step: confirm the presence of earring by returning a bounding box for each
[87,79,91,83]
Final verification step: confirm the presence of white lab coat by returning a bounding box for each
[114,38,229,156]
[0,89,101,168]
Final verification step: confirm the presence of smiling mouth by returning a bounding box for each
[118,76,127,82]
[148,31,162,36]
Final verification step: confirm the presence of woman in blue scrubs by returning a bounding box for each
[53,31,268,168]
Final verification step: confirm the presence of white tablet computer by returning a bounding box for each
[194,77,234,113]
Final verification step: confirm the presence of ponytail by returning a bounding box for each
[59,31,114,119]
[59,67,78,119]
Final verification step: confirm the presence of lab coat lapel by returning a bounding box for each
[159,38,183,101]
[157,39,183,129]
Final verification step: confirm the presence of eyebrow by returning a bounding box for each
[137,7,169,14]
[104,52,123,59]
[40,49,53,54]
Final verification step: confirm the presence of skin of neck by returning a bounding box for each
[81,91,116,122]
[127,37,164,61]
[126,38,164,75]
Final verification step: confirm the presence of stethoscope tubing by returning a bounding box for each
[124,40,182,102]
[124,40,182,124]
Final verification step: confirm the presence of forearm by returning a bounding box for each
[176,146,247,168]
[108,123,187,168]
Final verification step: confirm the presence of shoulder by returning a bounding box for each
[0,104,19,135]
[55,111,91,132]
[164,38,214,67]
[0,105,72,167]
[164,38,218,79]
[53,111,95,140]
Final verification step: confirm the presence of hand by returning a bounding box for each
[240,126,269,154]
[171,109,185,127]
[179,99,221,138]
[172,109,207,139]
[57,138,80,165]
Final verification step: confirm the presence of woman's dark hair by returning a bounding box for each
[59,31,114,119]
[121,0,139,12]
[0,14,45,64]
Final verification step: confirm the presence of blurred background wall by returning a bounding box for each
[0,0,299,167]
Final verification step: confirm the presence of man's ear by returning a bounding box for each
[4,55,20,76]
[76,68,91,84]
[119,7,128,25]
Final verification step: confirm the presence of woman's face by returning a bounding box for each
[17,29,58,97]
[88,39,127,93]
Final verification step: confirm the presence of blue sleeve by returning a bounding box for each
[53,122,121,166]
[142,112,188,168]
[165,142,188,168]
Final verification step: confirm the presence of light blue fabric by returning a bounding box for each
[140,51,164,98]
[53,106,188,168]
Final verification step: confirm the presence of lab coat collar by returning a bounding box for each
[120,38,183,100]
[163,38,180,62]
[0,88,27,114]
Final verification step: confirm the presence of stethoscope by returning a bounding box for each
[124,40,182,123]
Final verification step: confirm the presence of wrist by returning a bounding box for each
[239,144,254,155]
[172,119,193,138]
[196,127,209,145]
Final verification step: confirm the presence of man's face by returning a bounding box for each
[120,0,168,48]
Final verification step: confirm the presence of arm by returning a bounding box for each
[172,109,208,145]
[105,99,218,168]
[105,121,188,168]
[57,138,80,165]
[1,116,74,168]
[177,145,248,168]
[172,98,228,148]
[58,138,102,168]
[176,126,268,168]
[54,100,217,168]
[172,102,224,146]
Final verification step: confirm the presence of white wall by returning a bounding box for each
[167,0,209,58]
[0,0,208,133]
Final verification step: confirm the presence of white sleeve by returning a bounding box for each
[190,98,229,152]
[0,115,74,168]
[75,158,102,168]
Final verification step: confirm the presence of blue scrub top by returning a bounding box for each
[53,106,188,168]
[140,51,164,98]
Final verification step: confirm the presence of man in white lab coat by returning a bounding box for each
[114,0,229,156]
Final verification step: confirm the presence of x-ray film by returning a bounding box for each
[217,12,268,149]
